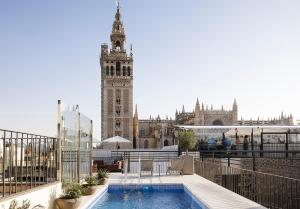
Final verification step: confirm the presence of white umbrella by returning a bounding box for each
[100,136,132,149]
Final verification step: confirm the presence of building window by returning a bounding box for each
[110,66,114,76]
[116,96,121,104]
[164,140,169,146]
[127,66,131,76]
[106,66,109,76]
[116,120,121,128]
[140,128,145,136]
[122,66,126,76]
[116,62,121,76]
[144,140,149,149]
[116,40,121,51]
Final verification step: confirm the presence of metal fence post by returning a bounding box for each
[89,120,93,176]
[2,130,6,197]
[227,152,230,167]
[56,99,62,181]
[285,132,289,158]
[260,130,264,157]
[251,128,256,171]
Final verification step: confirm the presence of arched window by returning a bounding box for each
[115,120,121,128]
[212,119,223,126]
[116,96,121,104]
[116,108,121,116]
[164,140,169,146]
[116,62,121,76]
[116,41,121,51]
[106,66,109,76]
[122,66,126,76]
[127,66,131,76]
[144,140,149,149]
[110,66,114,76]
[140,128,145,136]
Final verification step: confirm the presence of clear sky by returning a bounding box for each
[0,0,299,139]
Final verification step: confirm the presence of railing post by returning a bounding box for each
[56,99,62,181]
[260,130,264,157]
[285,132,289,158]
[89,120,93,176]
[127,152,130,173]
[178,146,181,157]
[227,152,230,167]
[251,128,256,171]
[2,130,6,197]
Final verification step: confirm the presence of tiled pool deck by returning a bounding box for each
[79,173,266,209]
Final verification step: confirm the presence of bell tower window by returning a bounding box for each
[116,62,121,76]
[116,120,121,128]
[127,66,131,76]
[110,66,114,76]
[122,66,126,76]
[116,41,121,51]
[106,66,109,76]
[116,96,121,105]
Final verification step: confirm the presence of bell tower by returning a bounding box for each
[101,3,133,143]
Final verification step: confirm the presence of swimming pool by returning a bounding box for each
[87,184,206,209]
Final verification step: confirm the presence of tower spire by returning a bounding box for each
[111,1,126,51]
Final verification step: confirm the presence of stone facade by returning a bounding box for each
[133,105,176,149]
[101,5,133,142]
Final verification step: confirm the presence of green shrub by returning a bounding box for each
[84,176,98,186]
[97,168,108,179]
[178,130,196,152]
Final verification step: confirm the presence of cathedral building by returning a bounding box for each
[176,98,238,126]
[100,4,294,149]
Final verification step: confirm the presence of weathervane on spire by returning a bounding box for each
[115,0,120,10]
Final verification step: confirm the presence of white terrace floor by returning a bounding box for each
[80,173,266,209]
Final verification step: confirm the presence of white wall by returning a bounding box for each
[0,182,62,209]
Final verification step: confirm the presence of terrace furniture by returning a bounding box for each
[93,160,122,172]
[181,155,194,175]
[140,160,153,176]
[166,158,185,175]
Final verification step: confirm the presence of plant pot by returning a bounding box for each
[55,197,80,209]
[98,178,107,185]
[82,185,97,195]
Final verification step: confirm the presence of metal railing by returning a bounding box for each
[195,159,300,209]
[198,149,300,179]
[0,129,57,198]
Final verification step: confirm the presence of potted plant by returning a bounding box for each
[55,182,81,209]
[178,130,196,175]
[97,168,108,185]
[81,176,98,195]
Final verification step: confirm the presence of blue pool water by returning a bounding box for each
[88,184,204,209]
